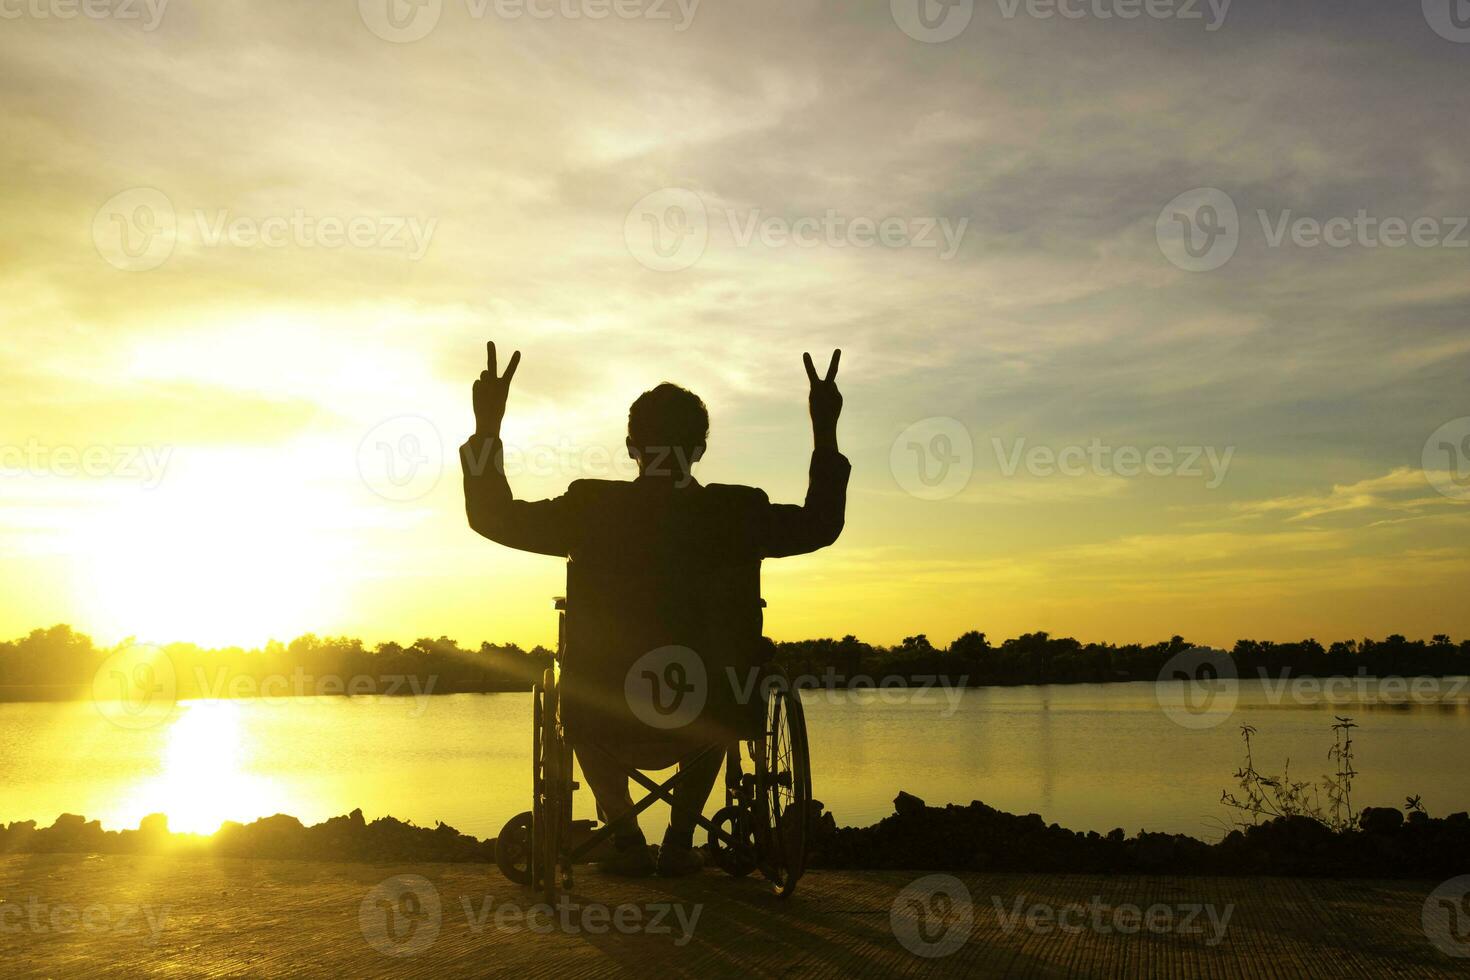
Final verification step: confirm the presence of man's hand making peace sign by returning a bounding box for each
[804,349,842,454]
[473,341,520,439]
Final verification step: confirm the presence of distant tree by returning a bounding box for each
[949,630,990,659]
[899,634,936,656]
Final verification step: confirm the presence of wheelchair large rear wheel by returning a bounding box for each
[529,680,552,895]
[532,670,573,904]
[757,687,811,898]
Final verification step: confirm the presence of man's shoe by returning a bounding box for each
[597,843,658,877]
[657,844,705,877]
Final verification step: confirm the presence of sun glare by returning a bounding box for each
[117,700,294,835]
[70,446,355,649]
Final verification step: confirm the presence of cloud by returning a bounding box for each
[1231,468,1463,523]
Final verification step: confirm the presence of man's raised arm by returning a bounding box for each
[460,342,574,558]
[761,350,851,558]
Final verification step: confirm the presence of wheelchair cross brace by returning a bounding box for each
[562,741,749,862]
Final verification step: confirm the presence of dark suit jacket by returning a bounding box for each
[461,435,850,743]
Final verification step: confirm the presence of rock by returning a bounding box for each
[1359,807,1403,835]
[893,791,926,817]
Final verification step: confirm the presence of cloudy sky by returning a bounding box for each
[2,0,1467,650]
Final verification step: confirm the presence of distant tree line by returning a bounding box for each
[1,625,1467,702]
[0,626,553,701]
[769,632,1470,687]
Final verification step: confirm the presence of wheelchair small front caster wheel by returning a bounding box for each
[707,804,757,877]
[495,810,533,885]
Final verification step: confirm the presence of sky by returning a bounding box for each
[2,0,1468,651]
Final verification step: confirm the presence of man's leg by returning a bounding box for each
[576,746,644,849]
[666,743,724,847]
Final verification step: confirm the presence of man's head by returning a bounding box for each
[626,383,708,478]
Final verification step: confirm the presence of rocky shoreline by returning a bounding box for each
[808,793,1470,878]
[4,794,1468,879]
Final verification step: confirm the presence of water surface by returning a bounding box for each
[3,679,1467,841]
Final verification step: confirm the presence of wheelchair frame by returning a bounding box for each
[495,596,813,900]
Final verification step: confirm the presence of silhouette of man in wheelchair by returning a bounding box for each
[461,343,847,880]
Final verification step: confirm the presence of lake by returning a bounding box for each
[4,679,1468,843]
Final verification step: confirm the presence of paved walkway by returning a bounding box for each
[0,854,1462,977]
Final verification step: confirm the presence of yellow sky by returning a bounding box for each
[2,3,1468,651]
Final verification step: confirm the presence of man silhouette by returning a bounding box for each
[461,343,848,876]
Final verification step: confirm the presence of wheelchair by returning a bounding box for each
[495,596,813,900]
